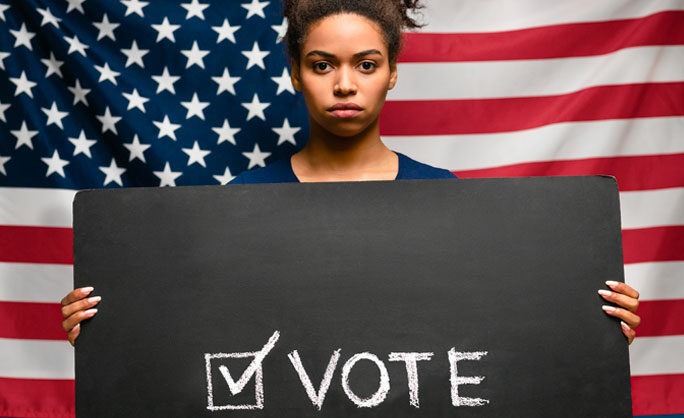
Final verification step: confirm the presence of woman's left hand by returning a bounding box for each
[599,281,641,344]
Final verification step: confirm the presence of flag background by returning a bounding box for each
[0,0,683,416]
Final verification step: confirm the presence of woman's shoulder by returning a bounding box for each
[396,152,457,180]
[229,158,298,184]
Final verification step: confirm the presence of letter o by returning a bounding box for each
[341,352,390,408]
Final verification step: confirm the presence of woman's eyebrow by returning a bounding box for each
[305,49,383,58]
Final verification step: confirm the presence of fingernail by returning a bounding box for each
[621,321,630,330]
[602,305,616,312]
[85,308,98,315]
[605,280,618,287]
[598,289,611,297]
[81,287,94,294]
[87,296,101,304]
[73,323,80,330]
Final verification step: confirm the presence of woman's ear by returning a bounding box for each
[388,60,398,90]
[290,59,302,91]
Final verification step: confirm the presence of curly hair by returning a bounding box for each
[282,0,425,66]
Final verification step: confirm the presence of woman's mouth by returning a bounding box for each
[328,103,363,118]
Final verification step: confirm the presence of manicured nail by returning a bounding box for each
[87,296,101,304]
[85,308,98,315]
[605,281,618,287]
[598,289,611,297]
[73,323,80,331]
[81,287,94,294]
[621,321,630,330]
[602,305,616,312]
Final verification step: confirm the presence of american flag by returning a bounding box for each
[0,0,682,416]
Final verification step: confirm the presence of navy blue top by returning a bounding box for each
[230,152,456,184]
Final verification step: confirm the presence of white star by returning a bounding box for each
[41,150,70,178]
[241,41,269,70]
[271,67,294,95]
[151,17,180,42]
[121,40,149,68]
[212,119,240,145]
[242,143,270,169]
[11,121,38,150]
[182,141,211,167]
[93,14,119,41]
[0,4,9,21]
[10,23,35,50]
[123,134,150,162]
[271,17,287,43]
[64,34,88,56]
[241,93,270,121]
[152,67,180,94]
[10,71,37,98]
[0,155,10,176]
[153,162,182,187]
[0,51,9,70]
[213,167,235,185]
[96,106,122,134]
[153,115,181,140]
[41,102,69,129]
[181,0,209,20]
[122,88,149,112]
[37,8,62,28]
[0,101,9,122]
[66,0,86,14]
[181,41,209,69]
[99,158,126,186]
[273,118,301,146]
[241,0,269,19]
[68,79,91,106]
[41,52,64,78]
[181,93,210,120]
[94,62,120,85]
[212,67,240,95]
[68,130,97,158]
[121,0,148,17]
[212,18,240,43]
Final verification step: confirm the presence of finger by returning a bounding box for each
[602,305,641,329]
[598,289,638,312]
[606,281,639,300]
[61,295,101,319]
[621,321,636,345]
[60,287,94,306]
[68,323,80,347]
[61,308,98,333]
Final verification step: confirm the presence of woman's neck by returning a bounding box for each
[291,117,398,182]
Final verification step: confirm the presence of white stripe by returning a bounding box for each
[382,117,684,171]
[0,338,74,379]
[0,187,76,228]
[0,262,73,303]
[390,46,684,100]
[625,261,684,301]
[620,188,684,230]
[629,335,684,376]
[413,0,684,33]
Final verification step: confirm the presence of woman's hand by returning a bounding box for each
[599,281,640,344]
[60,287,101,346]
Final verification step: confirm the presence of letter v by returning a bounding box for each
[288,349,341,410]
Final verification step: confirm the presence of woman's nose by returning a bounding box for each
[334,65,357,96]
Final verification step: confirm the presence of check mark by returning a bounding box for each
[218,331,280,395]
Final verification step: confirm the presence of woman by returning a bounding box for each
[61,0,641,344]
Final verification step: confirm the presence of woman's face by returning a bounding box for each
[291,13,398,138]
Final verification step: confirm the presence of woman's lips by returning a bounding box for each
[329,109,362,118]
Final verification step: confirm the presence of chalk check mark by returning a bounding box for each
[218,331,280,395]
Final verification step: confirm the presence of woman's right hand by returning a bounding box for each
[60,287,101,346]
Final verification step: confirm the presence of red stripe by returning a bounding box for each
[636,299,684,337]
[0,377,74,418]
[0,225,73,265]
[380,82,684,135]
[632,373,684,416]
[623,226,684,264]
[400,10,684,62]
[452,153,684,192]
[0,301,66,341]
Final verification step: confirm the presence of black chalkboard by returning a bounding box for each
[73,177,632,417]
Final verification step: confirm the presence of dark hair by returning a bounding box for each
[283,0,425,66]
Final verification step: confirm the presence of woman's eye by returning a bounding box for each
[360,62,376,71]
[314,62,330,71]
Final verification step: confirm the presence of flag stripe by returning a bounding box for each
[0,338,73,379]
[620,188,684,230]
[632,373,684,416]
[0,377,74,418]
[625,262,684,301]
[0,262,73,303]
[0,301,65,341]
[0,225,73,265]
[623,226,684,264]
[0,187,76,228]
[415,0,684,33]
[382,117,684,172]
[380,82,684,135]
[636,299,684,337]
[450,153,684,192]
[629,335,684,376]
[401,11,684,63]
